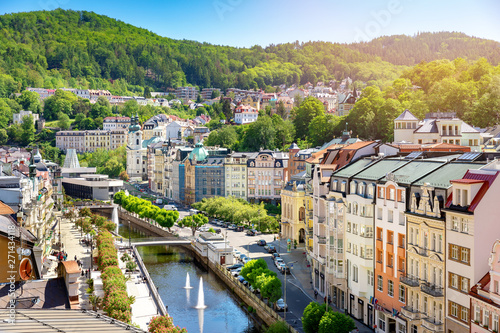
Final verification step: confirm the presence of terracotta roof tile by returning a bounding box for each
[60,261,80,274]
[0,201,15,215]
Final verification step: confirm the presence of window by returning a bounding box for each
[461,218,468,233]
[368,271,374,286]
[378,313,386,331]
[388,231,394,244]
[388,280,394,297]
[377,249,383,264]
[377,275,383,291]
[493,314,499,332]
[475,306,481,322]
[461,306,468,323]
[398,323,406,333]
[450,273,458,289]
[450,302,458,318]
[352,265,358,282]
[484,310,490,327]
[452,216,459,231]
[377,228,383,241]
[379,187,384,198]
[387,254,394,268]
[377,207,383,220]
[347,222,351,233]
[399,285,405,303]
[461,247,470,264]
[388,210,394,222]
[461,276,469,293]
[389,188,395,200]
[495,280,499,294]
[450,244,459,260]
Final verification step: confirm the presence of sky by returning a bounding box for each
[2,0,500,47]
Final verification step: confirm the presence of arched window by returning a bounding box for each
[136,158,139,164]
[332,179,338,191]
[136,139,139,145]
[350,181,357,194]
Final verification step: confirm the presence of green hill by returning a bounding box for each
[0,9,499,96]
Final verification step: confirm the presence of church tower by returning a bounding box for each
[126,114,146,181]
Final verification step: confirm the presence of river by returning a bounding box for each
[118,224,260,333]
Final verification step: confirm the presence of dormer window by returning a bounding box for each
[350,181,357,193]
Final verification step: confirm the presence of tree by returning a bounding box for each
[242,116,276,151]
[119,170,129,181]
[177,213,208,236]
[16,90,41,113]
[318,311,356,333]
[211,90,220,99]
[266,321,289,333]
[293,97,325,140]
[57,112,71,130]
[20,115,35,145]
[276,100,287,119]
[257,274,282,303]
[156,210,179,232]
[148,315,187,333]
[0,129,7,144]
[302,302,328,333]
[222,98,232,120]
[144,86,152,98]
[240,259,268,286]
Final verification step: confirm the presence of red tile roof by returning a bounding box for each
[0,201,15,215]
[450,179,485,184]
[447,170,500,212]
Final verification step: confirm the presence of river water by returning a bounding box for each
[118,224,259,333]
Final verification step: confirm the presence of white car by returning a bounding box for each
[275,298,287,311]
[231,267,243,276]
[274,258,284,268]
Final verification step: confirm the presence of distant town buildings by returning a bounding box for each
[103,116,131,130]
[56,129,127,153]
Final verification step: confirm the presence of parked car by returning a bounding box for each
[214,228,222,234]
[236,226,244,232]
[267,245,276,253]
[242,257,251,264]
[275,298,287,311]
[226,263,243,270]
[231,267,243,276]
[239,254,248,262]
[257,239,266,246]
[246,230,256,236]
[278,263,290,274]
[238,276,248,285]
[228,224,237,230]
[233,250,242,259]
[272,253,280,259]
[249,285,260,294]
[274,258,284,267]
[263,245,270,252]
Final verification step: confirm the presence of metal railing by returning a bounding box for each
[400,274,420,287]
[421,282,444,297]
[317,236,327,244]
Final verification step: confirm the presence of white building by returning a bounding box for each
[13,110,39,124]
[103,116,131,130]
[394,110,482,151]
[234,105,258,124]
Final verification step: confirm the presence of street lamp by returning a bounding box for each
[128,220,131,248]
[284,260,298,321]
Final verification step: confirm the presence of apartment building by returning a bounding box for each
[444,161,500,333]
[247,150,288,204]
[200,88,221,100]
[103,116,131,130]
[470,240,500,333]
[56,129,127,153]
[234,105,258,124]
[13,110,39,124]
[287,143,316,178]
[175,86,198,101]
[224,152,248,200]
[281,173,307,245]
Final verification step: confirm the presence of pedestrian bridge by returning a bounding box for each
[117,237,192,247]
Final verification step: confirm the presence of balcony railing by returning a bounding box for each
[400,306,420,320]
[400,274,419,287]
[422,317,444,331]
[421,282,444,297]
[317,216,325,224]
[317,236,327,244]
[418,247,429,257]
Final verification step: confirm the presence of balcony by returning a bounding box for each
[317,236,327,244]
[422,317,444,332]
[400,306,420,320]
[317,255,326,265]
[400,274,419,287]
[418,247,429,257]
[420,282,444,297]
[317,216,325,224]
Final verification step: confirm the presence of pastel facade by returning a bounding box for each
[103,116,131,130]
[224,152,248,200]
[234,104,258,124]
[56,129,127,153]
[13,110,39,124]
[247,150,288,204]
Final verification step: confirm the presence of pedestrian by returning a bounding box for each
[74,255,77,261]
[314,289,318,299]
[324,296,327,304]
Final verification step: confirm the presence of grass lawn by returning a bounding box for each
[45,119,75,127]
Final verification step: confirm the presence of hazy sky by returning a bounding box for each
[2,0,500,47]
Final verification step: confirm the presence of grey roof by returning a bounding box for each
[413,161,485,188]
[288,142,299,150]
[380,160,446,184]
[415,119,438,133]
[461,122,479,133]
[395,109,419,121]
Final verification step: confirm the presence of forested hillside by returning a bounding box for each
[348,32,500,66]
[1,9,499,96]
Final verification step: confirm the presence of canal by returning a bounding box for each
[118,224,259,333]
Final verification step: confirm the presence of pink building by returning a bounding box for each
[469,239,500,333]
[444,160,500,333]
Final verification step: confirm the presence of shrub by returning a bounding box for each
[148,315,188,333]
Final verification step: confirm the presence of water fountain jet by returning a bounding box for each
[194,277,207,309]
[111,205,119,234]
[184,272,193,289]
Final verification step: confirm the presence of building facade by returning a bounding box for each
[224,152,248,200]
[247,150,288,204]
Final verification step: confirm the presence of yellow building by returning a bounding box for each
[241,95,261,110]
[280,175,307,245]
[56,129,127,153]
[402,184,445,333]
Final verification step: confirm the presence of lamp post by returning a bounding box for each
[284,260,298,321]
